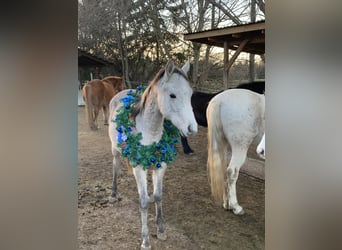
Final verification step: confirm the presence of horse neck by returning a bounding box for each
[136,90,164,145]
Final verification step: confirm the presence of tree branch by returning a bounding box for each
[207,0,242,25]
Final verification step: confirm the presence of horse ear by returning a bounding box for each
[165,60,175,77]
[181,61,190,75]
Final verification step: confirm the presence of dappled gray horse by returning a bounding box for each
[108,60,197,250]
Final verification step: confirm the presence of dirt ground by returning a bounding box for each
[78,106,265,250]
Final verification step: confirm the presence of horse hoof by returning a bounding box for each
[233,207,245,215]
[157,231,167,241]
[108,195,121,203]
[140,245,151,250]
[184,149,194,155]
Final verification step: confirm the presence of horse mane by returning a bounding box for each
[131,66,188,120]
[131,68,164,119]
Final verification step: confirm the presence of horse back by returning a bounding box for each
[82,80,105,104]
[102,76,124,92]
[215,89,265,135]
[235,81,265,94]
[191,91,221,127]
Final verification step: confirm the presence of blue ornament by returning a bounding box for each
[150,157,156,163]
[137,85,142,91]
[156,163,161,168]
[117,131,128,143]
[117,125,124,133]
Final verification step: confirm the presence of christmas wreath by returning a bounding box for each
[113,85,180,170]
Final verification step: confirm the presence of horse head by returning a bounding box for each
[156,60,197,137]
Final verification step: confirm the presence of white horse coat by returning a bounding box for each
[207,89,265,215]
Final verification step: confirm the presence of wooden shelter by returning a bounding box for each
[184,21,265,88]
[78,48,114,84]
[78,49,113,67]
[78,48,114,106]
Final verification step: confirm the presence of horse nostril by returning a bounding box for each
[187,124,197,134]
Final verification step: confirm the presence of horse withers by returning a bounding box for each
[82,76,124,130]
[108,60,197,250]
[207,89,265,215]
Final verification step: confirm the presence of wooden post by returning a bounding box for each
[249,54,255,81]
[223,41,229,89]
[250,0,256,81]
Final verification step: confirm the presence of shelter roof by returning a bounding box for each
[78,48,113,67]
[184,21,265,55]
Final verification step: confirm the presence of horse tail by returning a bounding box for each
[207,99,228,204]
[83,84,94,130]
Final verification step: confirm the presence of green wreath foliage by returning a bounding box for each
[114,85,180,170]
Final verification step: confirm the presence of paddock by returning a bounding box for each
[78,106,265,249]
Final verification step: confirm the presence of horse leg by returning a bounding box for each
[86,101,97,130]
[103,105,109,125]
[93,106,100,130]
[181,136,194,154]
[133,167,151,250]
[109,149,120,202]
[152,165,167,240]
[225,146,248,215]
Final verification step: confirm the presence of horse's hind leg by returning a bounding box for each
[92,106,100,130]
[133,167,151,250]
[103,105,109,125]
[225,146,248,215]
[152,164,168,240]
[109,149,120,202]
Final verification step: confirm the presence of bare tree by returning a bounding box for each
[78,0,264,86]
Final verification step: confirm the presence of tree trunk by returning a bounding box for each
[192,42,201,86]
[249,0,256,81]
[199,4,215,87]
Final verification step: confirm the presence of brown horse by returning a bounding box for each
[82,76,124,130]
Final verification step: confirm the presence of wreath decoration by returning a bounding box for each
[113,85,180,170]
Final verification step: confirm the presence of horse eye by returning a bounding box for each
[170,93,176,99]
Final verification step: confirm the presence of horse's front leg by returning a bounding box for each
[180,136,194,154]
[109,149,120,202]
[152,164,167,240]
[133,167,151,250]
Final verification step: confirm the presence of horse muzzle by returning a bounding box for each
[256,148,265,160]
[182,123,197,137]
